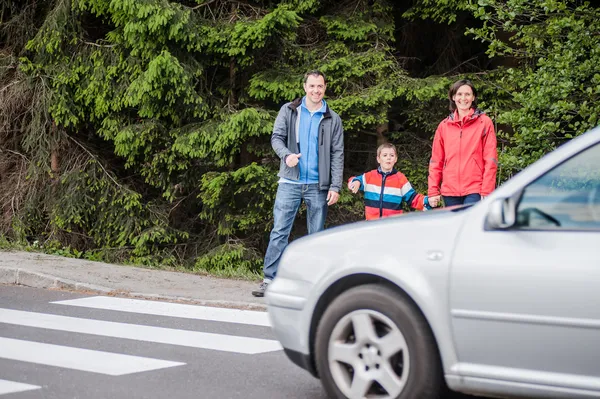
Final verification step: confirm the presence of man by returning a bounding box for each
[252,70,344,297]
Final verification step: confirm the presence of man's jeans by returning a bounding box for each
[443,193,481,207]
[263,183,328,281]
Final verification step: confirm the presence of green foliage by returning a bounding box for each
[198,163,278,236]
[248,71,305,102]
[0,235,21,251]
[124,49,205,122]
[28,239,85,259]
[172,108,274,168]
[466,0,600,177]
[194,242,262,279]
[403,0,472,23]
[392,75,453,134]
[320,15,379,41]
[281,0,320,14]
[2,0,599,277]
[54,160,187,257]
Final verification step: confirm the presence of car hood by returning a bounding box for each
[276,206,472,284]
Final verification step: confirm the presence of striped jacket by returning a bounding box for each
[349,167,427,220]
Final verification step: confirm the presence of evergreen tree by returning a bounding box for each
[1,0,598,275]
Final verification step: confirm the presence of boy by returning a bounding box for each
[348,143,439,220]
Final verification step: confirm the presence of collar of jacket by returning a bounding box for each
[377,166,398,177]
[446,108,484,123]
[288,97,332,119]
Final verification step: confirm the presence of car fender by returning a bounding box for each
[305,257,459,374]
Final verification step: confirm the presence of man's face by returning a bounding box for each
[303,74,326,106]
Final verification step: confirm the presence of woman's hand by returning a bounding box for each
[428,195,441,207]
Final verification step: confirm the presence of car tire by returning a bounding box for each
[315,284,442,399]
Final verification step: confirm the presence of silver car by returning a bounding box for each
[266,126,600,399]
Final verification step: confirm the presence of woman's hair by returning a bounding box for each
[448,79,477,112]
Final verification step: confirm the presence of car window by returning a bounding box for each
[515,142,600,230]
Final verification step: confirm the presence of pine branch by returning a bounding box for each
[65,134,122,189]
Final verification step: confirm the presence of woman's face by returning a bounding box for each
[452,84,475,113]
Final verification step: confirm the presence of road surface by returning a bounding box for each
[0,285,482,399]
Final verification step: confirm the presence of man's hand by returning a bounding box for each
[285,153,302,167]
[327,191,339,206]
[429,195,441,207]
[348,180,360,194]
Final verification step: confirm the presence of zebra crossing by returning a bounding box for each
[0,295,281,396]
[0,380,40,396]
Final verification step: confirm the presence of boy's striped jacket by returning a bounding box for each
[349,167,427,220]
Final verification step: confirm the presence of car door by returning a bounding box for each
[449,142,600,392]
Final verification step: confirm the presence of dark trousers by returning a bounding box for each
[443,193,481,207]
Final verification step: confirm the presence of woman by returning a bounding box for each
[428,79,498,207]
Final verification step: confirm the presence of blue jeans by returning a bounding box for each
[263,183,328,281]
[443,193,481,207]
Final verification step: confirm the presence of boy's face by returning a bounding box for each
[377,148,397,173]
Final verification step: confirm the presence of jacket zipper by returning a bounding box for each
[379,173,388,218]
[290,110,300,180]
[458,115,474,195]
[320,125,324,145]
[317,120,325,183]
[305,114,312,181]
[459,128,462,195]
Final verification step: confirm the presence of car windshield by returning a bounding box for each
[516,142,600,230]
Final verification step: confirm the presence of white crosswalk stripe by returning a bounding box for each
[0,308,281,354]
[0,295,280,396]
[0,379,40,395]
[52,296,271,326]
[0,337,184,375]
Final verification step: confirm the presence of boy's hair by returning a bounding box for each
[303,70,327,84]
[376,142,397,157]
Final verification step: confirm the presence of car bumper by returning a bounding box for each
[268,303,317,376]
[283,348,318,377]
[266,278,315,374]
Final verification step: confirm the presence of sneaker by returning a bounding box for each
[252,281,269,297]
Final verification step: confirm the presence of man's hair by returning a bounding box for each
[303,70,327,84]
[376,142,397,157]
[448,79,478,112]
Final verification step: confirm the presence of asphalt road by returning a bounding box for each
[0,286,480,399]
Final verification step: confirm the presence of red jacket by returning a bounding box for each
[428,109,498,197]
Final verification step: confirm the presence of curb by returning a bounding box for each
[0,267,267,311]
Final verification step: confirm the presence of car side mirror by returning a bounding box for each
[486,198,516,229]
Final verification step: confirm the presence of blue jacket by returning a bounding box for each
[296,98,326,184]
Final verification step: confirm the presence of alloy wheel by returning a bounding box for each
[327,309,409,399]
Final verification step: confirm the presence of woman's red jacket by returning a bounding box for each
[428,109,498,197]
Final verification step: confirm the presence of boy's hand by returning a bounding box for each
[348,180,360,193]
[428,195,441,207]
[285,153,301,167]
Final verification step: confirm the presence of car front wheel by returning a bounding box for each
[315,284,442,399]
